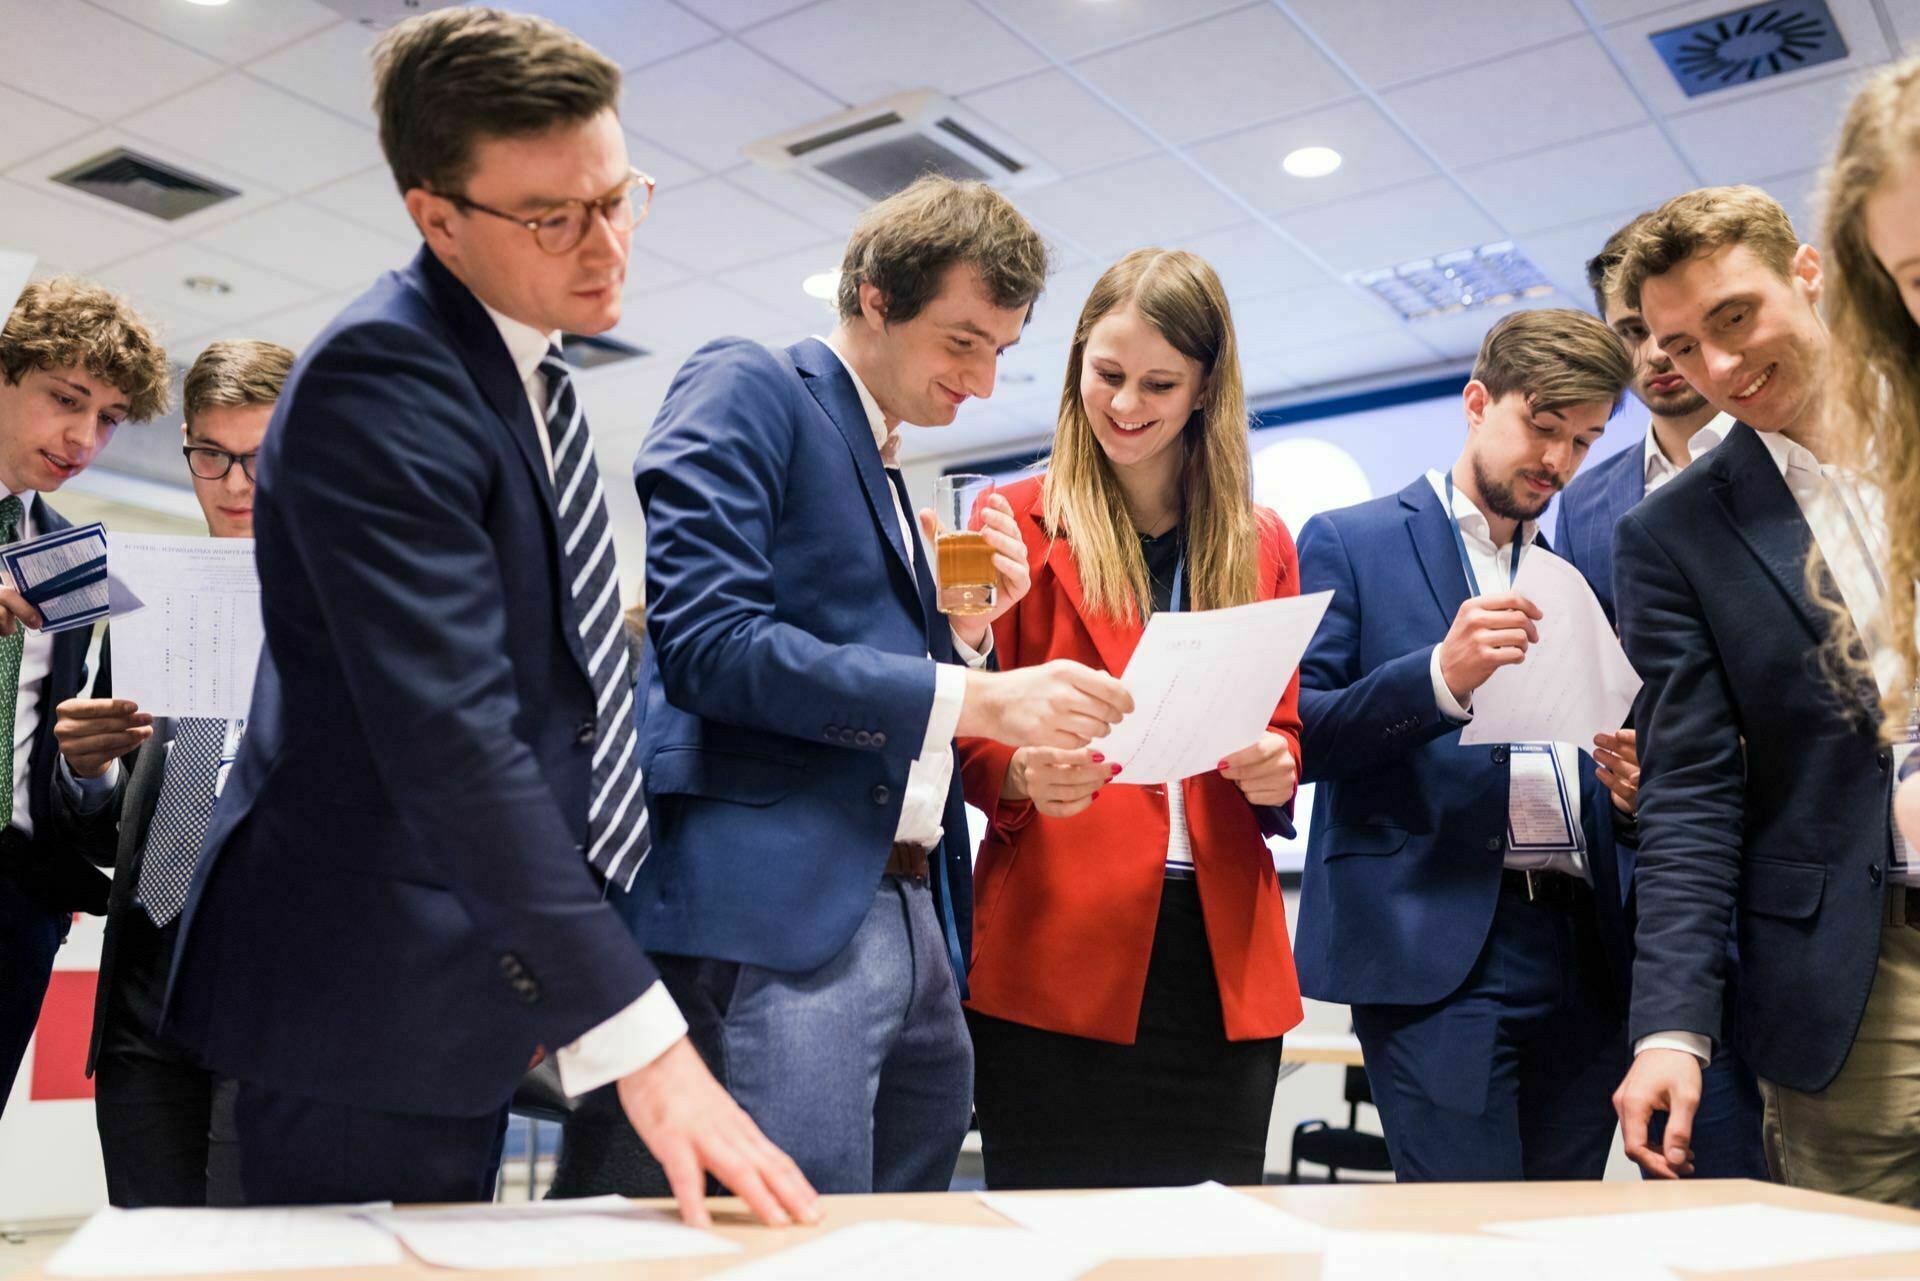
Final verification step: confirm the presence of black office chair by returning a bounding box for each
[1287,1065,1394,1183]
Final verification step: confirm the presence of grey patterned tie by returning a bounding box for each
[542,345,649,888]
[134,717,226,927]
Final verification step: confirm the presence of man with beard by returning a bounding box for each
[1294,309,1640,1181]
[1608,187,1915,1202]
[1554,215,1767,1184]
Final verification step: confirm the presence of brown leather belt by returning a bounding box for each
[884,842,931,882]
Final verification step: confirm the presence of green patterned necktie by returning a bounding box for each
[0,495,26,830]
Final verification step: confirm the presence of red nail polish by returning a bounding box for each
[1218,761,1230,771]
[1109,763,1122,775]
[1090,752,1105,763]
[1092,790,1101,800]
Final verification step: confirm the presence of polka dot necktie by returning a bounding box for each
[133,717,226,927]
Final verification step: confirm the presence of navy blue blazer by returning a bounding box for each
[164,249,660,1117]
[1615,423,1889,1093]
[626,336,972,984]
[1555,437,1646,627]
[1293,475,1632,1009]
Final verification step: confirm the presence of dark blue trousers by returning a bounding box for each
[232,1081,507,1205]
[0,872,68,1115]
[1352,877,1628,1181]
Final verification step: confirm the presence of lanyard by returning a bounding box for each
[1444,471,1521,595]
[1169,542,1184,616]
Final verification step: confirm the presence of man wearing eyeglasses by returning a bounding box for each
[154,9,817,1222]
[50,339,288,1207]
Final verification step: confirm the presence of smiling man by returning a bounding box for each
[1294,308,1640,1183]
[0,276,168,1117]
[159,8,815,1223]
[1606,186,1916,1203]
[619,175,1133,1197]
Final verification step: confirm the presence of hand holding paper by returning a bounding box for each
[1457,552,1640,749]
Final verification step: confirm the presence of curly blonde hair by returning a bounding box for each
[1820,57,1920,731]
[1,277,170,422]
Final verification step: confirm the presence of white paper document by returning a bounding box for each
[1507,743,1578,850]
[1321,1231,1677,1281]
[711,1222,1098,1281]
[47,1206,402,1276]
[1485,1202,1920,1272]
[979,1181,1328,1259]
[1099,591,1333,785]
[1459,550,1640,749]
[371,1196,737,1269]
[107,533,263,720]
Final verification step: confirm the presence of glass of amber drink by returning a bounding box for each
[932,473,996,617]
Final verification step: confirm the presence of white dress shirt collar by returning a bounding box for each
[1425,467,1538,554]
[819,335,900,465]
[1642,411,1735,490]
[481,303,560,389]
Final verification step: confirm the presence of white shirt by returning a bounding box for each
[1639,427,1897,1067]
[1422,470,1587,880]
[817,336,990,848]
[484,305,687,1097]
[1642,412,1735,495]
[5,490,52,837]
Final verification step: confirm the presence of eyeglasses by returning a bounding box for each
[184,446,256,482]
[444,169,655,256]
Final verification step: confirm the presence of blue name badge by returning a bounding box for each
[1506,743,1580,854]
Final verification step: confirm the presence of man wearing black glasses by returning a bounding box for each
[152,8,817,1220]
[51,339,288,1208]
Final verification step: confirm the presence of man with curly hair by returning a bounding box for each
[0,275,168,1115]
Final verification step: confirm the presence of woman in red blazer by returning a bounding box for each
[957,248,1305,1190]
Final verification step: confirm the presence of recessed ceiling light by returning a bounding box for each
[184,275,232,296]
[1282,146,1342,179]
[183,0,231,7]
[802,270,839,301]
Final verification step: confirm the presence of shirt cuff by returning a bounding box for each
[57,754,120,815]
[1429,645,1473,722]
[1635,1030,1713,1066]
[950,626,993,669]
[922,661,967,757]
[553,980,690,1097]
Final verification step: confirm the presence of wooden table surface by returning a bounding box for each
[27,1179,1920,1281]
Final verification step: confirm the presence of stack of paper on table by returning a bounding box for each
[979,1181,1327,1258]
[369,1196,737,1268]
[46,1206,401,1276]
[711,1222,1099,1281]
[1485,1201,1920,1272]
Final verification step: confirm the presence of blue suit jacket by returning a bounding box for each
[1293,475,1632,1009]
[164,249,658,1116]
[626,336,972,983]
[1555,437,1646,627]
[1615,424,1889,1092]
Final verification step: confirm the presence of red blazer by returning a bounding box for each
[958,474,1305,1045]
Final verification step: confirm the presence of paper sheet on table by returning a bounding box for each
[710,1222,1099,1281]
[1098,591,1332,785]
[1457,550,1639,748]
[370,1196,737,1269]
[1,522,110,633]
[1321,1231,1677,1281]
[106,533,263,719]
[1485,1202,1920,1271]
[47,1206,401,1276]
[979,1181,1327,1258]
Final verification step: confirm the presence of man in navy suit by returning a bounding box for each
[0,277,169,1117]
[163,10,814,1225]
[1296,309,1639,1181]
[1555,216,1733,627]
[628,176,1132,1195]
[1608,187,1919,1203]
[1553,216,1764,1183]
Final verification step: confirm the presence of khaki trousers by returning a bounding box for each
[1760,905,1920,1206]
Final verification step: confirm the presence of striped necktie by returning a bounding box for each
[542,345,649,888]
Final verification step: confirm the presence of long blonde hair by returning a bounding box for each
[1041,249,1258,620]
[1821,56,1920,727]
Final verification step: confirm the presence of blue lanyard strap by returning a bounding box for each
[1444,471,1520,596]
[1169,544,1184,616]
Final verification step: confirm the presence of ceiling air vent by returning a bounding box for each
[744,91,1057,204]
[1355,244,1556,322]
[561,332,649,371]
[1650,1,1847,98]
[51,148,239,222]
